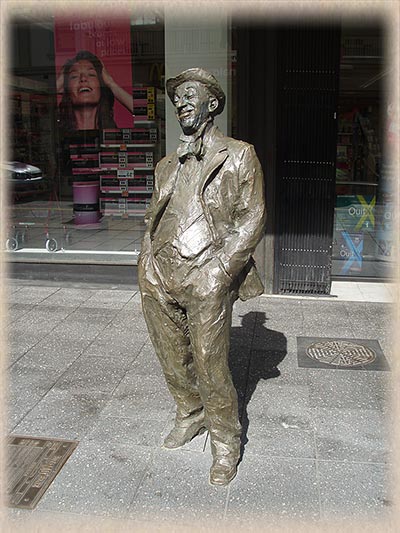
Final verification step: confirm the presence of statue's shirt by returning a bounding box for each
[152,154,214,262]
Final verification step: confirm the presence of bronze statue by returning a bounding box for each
[138,68,266,486]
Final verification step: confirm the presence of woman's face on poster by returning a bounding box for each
[67,60,101,106]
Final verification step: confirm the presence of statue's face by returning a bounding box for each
[173,81,217,134]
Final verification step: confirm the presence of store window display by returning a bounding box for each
[7,14,165,258]
[332,26,391,279]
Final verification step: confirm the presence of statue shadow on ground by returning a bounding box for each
[229,311,287,461]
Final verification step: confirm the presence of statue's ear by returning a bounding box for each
[208,96,218,114]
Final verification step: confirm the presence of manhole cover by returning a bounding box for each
[306,340,376,367]
[7,435,78,509]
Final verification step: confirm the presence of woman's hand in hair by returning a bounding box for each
[101,62,116,89]
[101,61,133,114]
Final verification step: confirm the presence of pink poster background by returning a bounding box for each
[54,15,133,128]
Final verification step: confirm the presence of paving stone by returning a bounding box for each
[7,286,60,305]
[48,309,118,344]
[5,282,23,294]
[314,407,391,463]
[301,300,352,315]
[247,381,311,414]
[255,307,304,325]
[100,374,175,421]
[318,460,391,520]
[229,357,251,405]
[7,337,44,367]
[83,415,169,448]
[15,336,93,372]
[230,325,255,348]
[243,381,315,437]
[251,324,288,352]
[298,322,357,339]
[8,360,62,402]
[82,329,147,359]
[8,306,73,337]
[122,291,142,307]
[36,287,95,307]
[36,441,153,517]
[52,356,132,394]
[8,381,55,432]
[105,308,149,332]
[81,289,134,309]
[231,309,256,328]
[6,303,36,322]
[128,448,227,524]
[307,369,391,411]
[363,302,394,320]
[244,414,316,459]
[128,345,165,377]
[5,510,142,531]
[65,307,119,325]
[13,389,111,440]
[226,456,320,522]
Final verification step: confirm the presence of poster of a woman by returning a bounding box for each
[57,50,133,131]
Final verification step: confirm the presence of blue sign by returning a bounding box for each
[338,231,364,274]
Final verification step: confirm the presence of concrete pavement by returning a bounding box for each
[3,280,395,531]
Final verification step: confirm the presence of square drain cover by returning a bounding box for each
[297,337,389,371]
[7,435,78,509]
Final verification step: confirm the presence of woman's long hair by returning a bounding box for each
[58,50,116,131]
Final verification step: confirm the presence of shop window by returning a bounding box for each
[7,13,165,262]
[332,24,394,279]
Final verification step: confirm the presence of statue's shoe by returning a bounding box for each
[209,457,238,486]
[163,420,207,449]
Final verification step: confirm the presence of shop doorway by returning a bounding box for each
[235,22,341,295]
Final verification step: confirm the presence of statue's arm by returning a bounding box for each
[217,144,266,280]
[140,163,161,259]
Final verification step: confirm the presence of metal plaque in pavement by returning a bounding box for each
[297,337,389,371]
[7,435,78,509]
[306,340,376,367]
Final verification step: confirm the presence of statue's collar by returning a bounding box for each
[177,120,219,162]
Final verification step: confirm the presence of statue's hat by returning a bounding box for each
[166,67,225,116]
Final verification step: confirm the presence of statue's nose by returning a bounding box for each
[176,97,186,108]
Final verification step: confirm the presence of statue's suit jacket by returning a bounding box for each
[139,125,266,301]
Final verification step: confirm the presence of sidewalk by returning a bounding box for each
[3,281,395,531]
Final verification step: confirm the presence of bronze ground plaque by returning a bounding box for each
[7,435,78,509]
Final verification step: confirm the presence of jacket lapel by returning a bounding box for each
[159,152,180,199]
[198,132,228,243]
[198,130,228,194]
[149,153,179,237]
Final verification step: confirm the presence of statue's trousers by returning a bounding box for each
[139,254,242,460]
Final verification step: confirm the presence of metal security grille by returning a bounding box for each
[342,36,382,58]
[275,25,341,294]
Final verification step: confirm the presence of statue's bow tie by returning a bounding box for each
[177,137,203,162]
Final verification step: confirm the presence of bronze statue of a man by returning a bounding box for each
[138,68,266,486]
